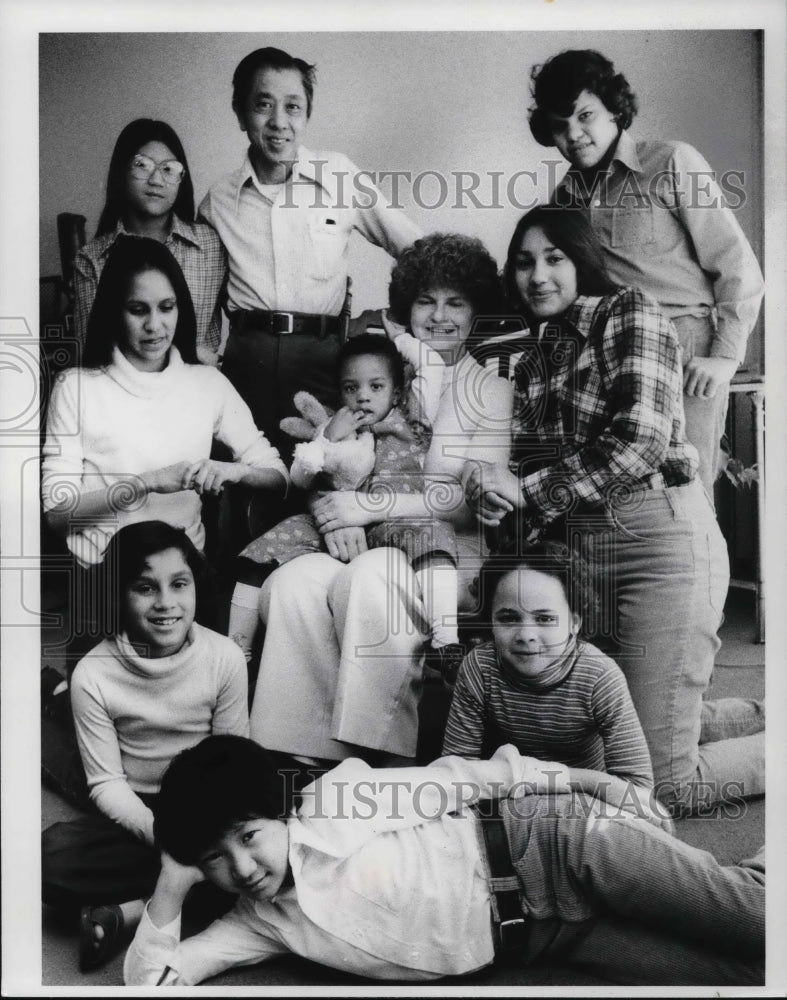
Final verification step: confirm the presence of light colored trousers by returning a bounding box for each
[503,793,764,985]
[250,548,429,760]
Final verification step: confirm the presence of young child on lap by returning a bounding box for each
[124,734,763,986]
[42,521,249,971]
[443,543,654,788]
[228,332,464,677]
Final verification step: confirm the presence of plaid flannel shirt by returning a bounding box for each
[511,287,698,524]
[73,218,227,356]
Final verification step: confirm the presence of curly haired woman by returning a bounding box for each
[249,233,513,768]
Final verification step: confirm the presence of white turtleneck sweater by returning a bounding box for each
[70,622,249,845]
[42,346,288,566]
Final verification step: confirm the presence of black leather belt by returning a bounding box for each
[473,800,528,959]
[230,309,340,338]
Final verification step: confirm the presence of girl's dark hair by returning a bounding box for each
[154,735,301,865]
[232,46,316,118]
[388,233,503,332]
[96,119,195,237]
[529,49,638,147]
[82,235,199,368]
[476,541,600,639]
[336,333,405,391]
[102,520,208,632]
[503,206,618,316]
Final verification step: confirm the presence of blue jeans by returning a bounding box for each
[672,314,730,502]
[503,793,764,985]
[571,480,764,812]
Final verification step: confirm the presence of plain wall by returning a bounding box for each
[39,29,763,369]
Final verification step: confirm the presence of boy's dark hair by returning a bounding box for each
[388,232,503,331]
[83,235,199,368]
[476,541,600,638]
[337,333,405,391]
[96,118,195,237]
[102,520,208,630]
[232,46,316,118]
[503,205,619,314]
[154,735,301,865]
[529,49,639,147]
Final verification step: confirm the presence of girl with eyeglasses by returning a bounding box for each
[73,119,227,364]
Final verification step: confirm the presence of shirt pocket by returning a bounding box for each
[306,212,346,281]
[611,205,656,250]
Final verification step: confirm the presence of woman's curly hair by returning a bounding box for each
[528,49,638,147]
[388,233,503,328]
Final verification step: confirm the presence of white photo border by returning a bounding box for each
[2,0,785,995]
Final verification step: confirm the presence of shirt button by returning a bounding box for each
[593,199,601,207]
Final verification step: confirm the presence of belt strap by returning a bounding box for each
[231,309,341,338]
[473,801,527,957]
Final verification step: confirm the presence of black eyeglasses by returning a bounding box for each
[129,154,186,186]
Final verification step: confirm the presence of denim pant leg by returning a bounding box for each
[672,315,729,501]
[597,482,763,810]
[502,794,764,985]
[701,698,765,742]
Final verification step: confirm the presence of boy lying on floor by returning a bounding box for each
[125,735,764,986]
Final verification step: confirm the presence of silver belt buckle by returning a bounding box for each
[272,311,295,334]
[498,917,526,950]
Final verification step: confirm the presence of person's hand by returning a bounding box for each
[683,356,737,398]
[147,850,207,929]
[324,526,369,562]
[381,309,408,341]
[142,461,194,495]
[464,463,523,525]
[183,459,243,496]
[312,491,374,532]
[158,850,206,895]
[324,406,367,442]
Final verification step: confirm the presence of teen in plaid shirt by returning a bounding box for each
[506,287,697,518]
[464,207,764,816]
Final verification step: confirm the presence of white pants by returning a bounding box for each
[249,549,430,760]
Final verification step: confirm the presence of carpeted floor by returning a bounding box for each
[41,590,765,988]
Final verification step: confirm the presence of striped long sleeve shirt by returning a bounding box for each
[442,639,653,787]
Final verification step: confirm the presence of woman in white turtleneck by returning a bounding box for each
[42,235,288,570]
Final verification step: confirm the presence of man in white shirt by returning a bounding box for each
[199,46,422,454]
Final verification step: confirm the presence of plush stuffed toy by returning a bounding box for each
[280,391,376,492]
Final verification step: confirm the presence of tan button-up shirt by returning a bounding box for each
[553,131,765,362]
[199,147,422,317]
